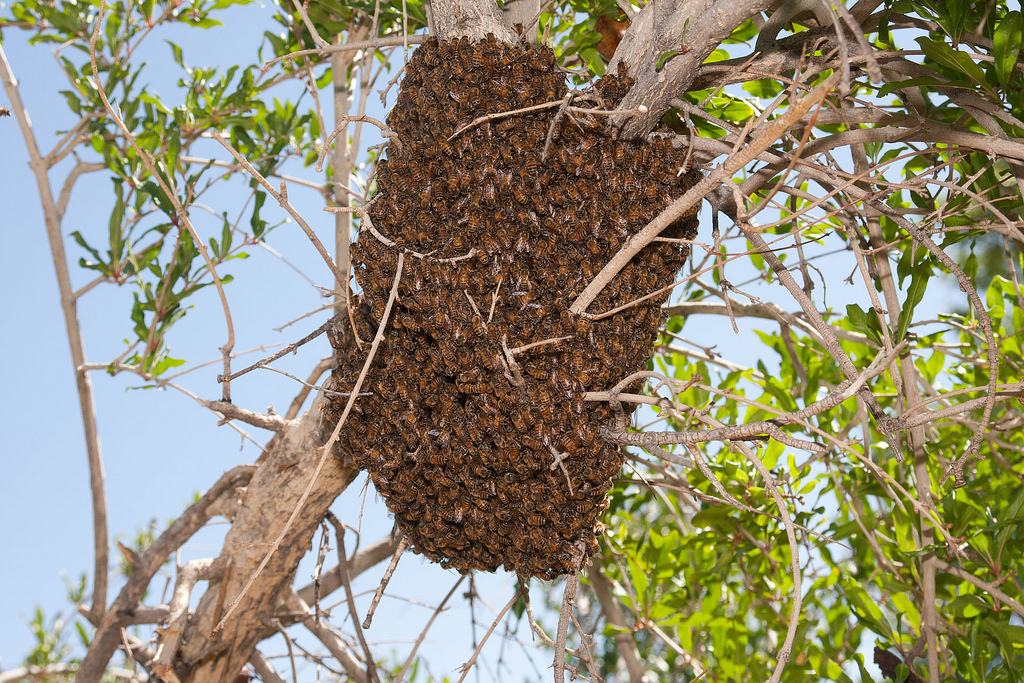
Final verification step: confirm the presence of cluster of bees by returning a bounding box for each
[325,34,700,578]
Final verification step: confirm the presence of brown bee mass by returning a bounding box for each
[325,34,699,579]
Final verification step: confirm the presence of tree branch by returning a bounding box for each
[427,0,517,42]
[933,560,1024,620]
[571,69,841,315]
[282,589,370,683]
[153,558,227,683]
[295,533,402,607]
[76,465,256,683]
[610,0,774,138]
[0,41,111,626]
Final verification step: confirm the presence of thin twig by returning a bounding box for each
[220,320,332,383]
[395,576,466,683]
[456,586,526,683]
[326,513,380,683]
[362,535,409,629]
[553,544,586,683]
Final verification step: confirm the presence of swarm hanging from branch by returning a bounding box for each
[325,34,700,578]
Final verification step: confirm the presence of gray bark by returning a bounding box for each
[426,0,518,42]
[177,402,358,683]
[610,0,774,139]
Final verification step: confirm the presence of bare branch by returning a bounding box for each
[456,585,525,683]
[76,465,256,682]
[195,399,293,432]
[552,544,586,683]
[395,576,466,683]
[326,514,380,683]
[0,41,110,625]
[219,320,332,384]
[296,533,402,606]
[249,650,286,683]
[153,558,227,683]
[283,589,370,683]
[362,535,409,629]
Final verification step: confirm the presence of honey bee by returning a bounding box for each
[531,196,548,217]
[520,435,542,452]
[511,458,533,475]
[423,44,442,66]
[598,151,615,176]
[481,183,497,207]
[626,203,643,223]
[525,513,546,527]
[449,89,469,107]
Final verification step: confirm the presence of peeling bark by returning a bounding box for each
[610,0,774,139]
[177,402,358,683]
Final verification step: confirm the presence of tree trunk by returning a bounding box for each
[427,0,517,41]
[177,402,357,682]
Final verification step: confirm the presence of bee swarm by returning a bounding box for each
[325,35,699,579]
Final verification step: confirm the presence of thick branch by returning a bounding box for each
[610,0,774,138]
[153,558,226,683]
[77,466,256,683]
[176,406,359,682]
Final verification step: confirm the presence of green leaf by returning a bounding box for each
[152,355,186,376]
[896,263,929,342]
[69,231,109,275]
[656,49,680,71]
[916,37,995,97]
[166,40,187,71]
[845,583,894,641]
[994,11,1023,90]
[250,189,268,238]
[846,304,883,345]
[108,180,126,271]
[950,595,990,618]
[877,76,950,98]
[139,180,174,215]
[139,92,173,115]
